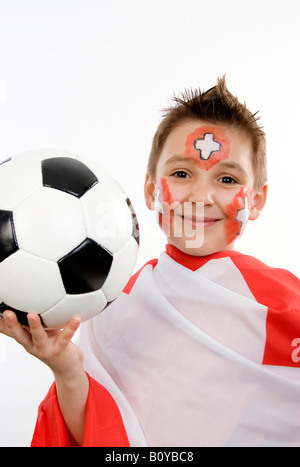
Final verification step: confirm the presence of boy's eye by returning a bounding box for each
[172,171,190,178]
[218,176,238,184]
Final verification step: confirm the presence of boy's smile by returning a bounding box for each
[145,120,267,256]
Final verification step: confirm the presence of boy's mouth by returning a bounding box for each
[179,215,221,228]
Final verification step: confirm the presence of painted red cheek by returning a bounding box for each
[160,177,174,205]
[155,177,175,231]
[224,188,252,244]
[184,126,230,170]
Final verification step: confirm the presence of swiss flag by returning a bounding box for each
[229,254,300,368]
[263,308,300,367]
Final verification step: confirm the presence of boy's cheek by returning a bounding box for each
[153,178,180,233]
[155,178,174,206]
[224,187,253,244]
[153,178,254,247]
[153,178,172,231]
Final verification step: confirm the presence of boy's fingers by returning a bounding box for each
[27,313,48,347]
[56,317,81,351]
[0,313,12,338]
[0,312,9,332]
[1,311,32,348]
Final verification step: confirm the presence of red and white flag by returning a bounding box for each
[32,246,300,447]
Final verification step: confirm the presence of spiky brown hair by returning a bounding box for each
[147,76,267,190]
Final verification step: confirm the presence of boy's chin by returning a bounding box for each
[167,237,236,257]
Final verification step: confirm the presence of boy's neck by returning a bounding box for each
[165,244,241,271]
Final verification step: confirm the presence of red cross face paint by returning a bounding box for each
[184,126,230,170]
[224,187,252,244]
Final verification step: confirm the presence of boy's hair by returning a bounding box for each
[147,76,267,190]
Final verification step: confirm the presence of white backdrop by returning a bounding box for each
[0,0,299,446]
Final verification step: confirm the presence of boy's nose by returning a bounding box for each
[187,182,214,205]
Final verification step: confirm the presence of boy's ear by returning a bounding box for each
[144,173,156,211]
[249,183,268,221]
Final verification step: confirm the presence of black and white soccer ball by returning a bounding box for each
[0,149,139,328]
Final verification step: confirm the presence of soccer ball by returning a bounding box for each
[0,149,139,328]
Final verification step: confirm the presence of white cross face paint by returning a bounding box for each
[194,133,221,160]
[184,125,230,170]
[234,194,250,236]
[154,186,166,223]
[224,188,253,244]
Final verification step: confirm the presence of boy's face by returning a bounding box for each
[144,120,267,256]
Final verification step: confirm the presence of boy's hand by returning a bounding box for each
[0,311,89,445]
[0,311,84,379]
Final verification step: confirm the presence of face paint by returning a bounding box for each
[154,177,177,235]
[154,178,205,248]
[184,125,230,170]
[224,187,252,244]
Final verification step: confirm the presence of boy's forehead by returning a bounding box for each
[163,120,228,153]
[158,120,253,173]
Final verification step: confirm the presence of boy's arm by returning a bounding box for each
[0,311,88,446]
[54,366,89,446]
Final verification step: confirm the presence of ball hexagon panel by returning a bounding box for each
[58,238,113,294]
[101,236,139,302]
[13,187,87,262]
[0,210,19,263]
[0,250,65,313]
[0,157,43,210]
[81,181,133,254]
[42,157,98,198]
[41,288,108,328]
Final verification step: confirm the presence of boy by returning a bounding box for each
[1,77,300,447]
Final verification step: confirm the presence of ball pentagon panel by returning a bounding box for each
[13,187,86,262]
[0,210,19,263]
[58,238,113,294]
[42,157,98,198]
[0,302,39,327]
